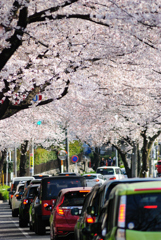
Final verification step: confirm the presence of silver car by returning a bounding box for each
[83,173,105,187]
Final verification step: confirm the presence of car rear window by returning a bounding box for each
[60,191,90,207]
[126,193,161,231]
[84,175,97,180]
[157,162,161,166]
[42,177,86,200]
[97,168,114,175]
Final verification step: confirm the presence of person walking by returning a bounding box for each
[100,158,106,166]
[108,156,113,166]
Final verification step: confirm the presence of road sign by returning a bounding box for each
[71,155,79,163]
[58,150,67,160]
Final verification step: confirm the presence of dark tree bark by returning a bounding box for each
[140,128,161,177]
[0,149,7,177]
[19,140,28,176]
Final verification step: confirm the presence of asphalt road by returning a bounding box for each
[0,201,50,240]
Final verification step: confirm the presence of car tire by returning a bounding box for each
[19,215,28,228]
[29,221,33,231]
[12,209,18,217]
[35,214,45,235]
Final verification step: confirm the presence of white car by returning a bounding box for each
[12,183,24,217]
[83,173,105,187]
[96,166,125,181]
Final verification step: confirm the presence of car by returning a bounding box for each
[83,174,105,187]
[58,172,81,176]
[19,184,40,227]
[87,181,161,240]
[11,183,24,217]
[9,176,35,208]
[32,175,86,235]
[32,174,50,179]
[73,184,100,240]
[96,166,125,181]
[47,187,91,240]
[82,177,161,240]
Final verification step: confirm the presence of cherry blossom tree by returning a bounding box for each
[1,0,161,177]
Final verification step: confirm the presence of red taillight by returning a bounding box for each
[109,177,116,180]
[23,199,28,205]
[56,196,65,216]
[15,194,19,198]
[43,203,48,208]
[11,195,14,199]
[144,205,158,209]
[79,190,90,193]
[86,217,94,223]
[118,196,126,228]
[95,179,99,182]
[56,207,64,215]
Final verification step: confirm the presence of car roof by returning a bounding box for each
[110,181,161,197]
[60,187,92,194]
[83,173,102,176]
[97,166,120,169]
[12,176,35,182]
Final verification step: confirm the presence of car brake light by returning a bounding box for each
[16,194,19,198]
[86,217,94,223]
[95,179,99,182]
[43,203,48,208]
[144,205,158,209]
[11,195,14,199]
[109,177,116,180]
[116,228,126,240]
[23,199,28,205]
[65,174,69,176]
[79,190,90,193]
[56,196,65,216]
[118,196,126,228]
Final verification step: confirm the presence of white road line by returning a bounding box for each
[11,220,30,239]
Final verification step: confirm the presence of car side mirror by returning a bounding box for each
[45,205,52,212]
[71,208,81,216]
[87,206,95,215]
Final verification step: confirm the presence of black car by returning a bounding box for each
[32,175,86,235]
[19,184,40,227]
[73,184,100,240]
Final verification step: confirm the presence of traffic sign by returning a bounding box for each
[58,150,67,160]
[71,155,79,163]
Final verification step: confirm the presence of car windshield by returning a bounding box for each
[96,168,114,175]
[60,191,89,207]
[126,193,161,231]
[43,178,86,199]
[84,175,97,180]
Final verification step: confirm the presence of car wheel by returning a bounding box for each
[19,215,28,228]
[35,214,45,235]
[12,209,18,217]
[29,221,33,231]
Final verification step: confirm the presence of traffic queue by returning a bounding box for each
[8,167,161,240]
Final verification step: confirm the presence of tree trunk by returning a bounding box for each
[94,147,100,170]
[0,149,7,177]
[19,140,28,176]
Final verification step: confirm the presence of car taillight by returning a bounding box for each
[86,217,94,223]
[116,228,126,240]
[109,177,116,180]
[43,203,48,208]
[56,207,64,216]
[95,179,99,182]
[23,199,28,205]
[118,196,126,228]
[16,194,20,198]
[56,196,65,216]
[11,195,14,199]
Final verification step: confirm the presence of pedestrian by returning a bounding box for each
[100,158,106,166]
[107,156,113,166]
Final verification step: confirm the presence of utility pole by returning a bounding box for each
[6,150,8,186]
[30,139,34,176]
[65,127,69,172]
[14,146,17,177]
